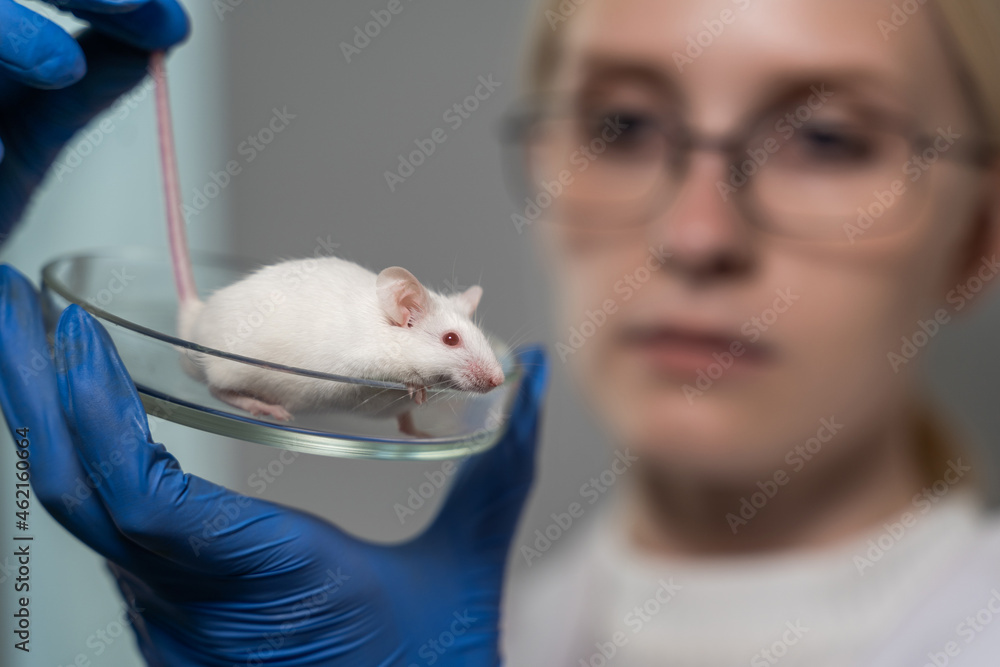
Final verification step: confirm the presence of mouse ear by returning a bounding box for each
[454,285,483,317]
[376,267,431,327]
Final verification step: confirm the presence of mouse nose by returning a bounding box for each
[468,363,504,391]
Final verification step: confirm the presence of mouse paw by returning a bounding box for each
[251,403,293,422]
[212,388,293,421]
[406,383,428,405]
[398,412,432,439]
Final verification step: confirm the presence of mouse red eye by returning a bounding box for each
[443,332,461,347]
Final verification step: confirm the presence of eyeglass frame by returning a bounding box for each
[499,91,999,241]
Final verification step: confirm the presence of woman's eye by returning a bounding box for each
[793,123,876,165]
[580,110,663,158]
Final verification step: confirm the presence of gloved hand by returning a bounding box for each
[0,0,189,240]
[0,263,549,667]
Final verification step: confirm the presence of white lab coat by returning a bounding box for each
[502,487,1000,666]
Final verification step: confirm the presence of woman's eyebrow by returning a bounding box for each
[576,54,679,97]
[575,55,913,117]
[750,67,912,109]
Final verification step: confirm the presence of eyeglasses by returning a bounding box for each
[500,92,997,242]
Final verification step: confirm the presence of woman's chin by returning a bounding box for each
[594,386,798,480]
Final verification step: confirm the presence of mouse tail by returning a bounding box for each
[153,52,208,384]
[177,297,205,342]
[152,51,199,310]
[177,296,207,381]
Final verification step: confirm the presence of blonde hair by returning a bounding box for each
[522,0,1000,148]
[931,0,1000,148]
[517,0,999,490]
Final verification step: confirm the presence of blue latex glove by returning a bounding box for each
[0,0,189,241]
[0,263,549,666]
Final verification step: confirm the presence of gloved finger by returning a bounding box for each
[0,28,154,220]
[421,345,549,555]
[43,0,149,11]
[54,305,332,574]
[0,265,141,566]
[0,0,85,88]
[71,0,190,53]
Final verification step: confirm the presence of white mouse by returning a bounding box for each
[150,52,503,437]
[176,257,505,435]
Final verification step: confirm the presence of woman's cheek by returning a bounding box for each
[556,261,622,376]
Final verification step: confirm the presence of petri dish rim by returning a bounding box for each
[40,247,521,460]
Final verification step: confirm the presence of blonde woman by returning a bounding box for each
[0,0,998,665]
[501,0,1000,664]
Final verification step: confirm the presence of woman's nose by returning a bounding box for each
[648,151,756,283]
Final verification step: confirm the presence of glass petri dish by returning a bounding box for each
[40,248,521,460]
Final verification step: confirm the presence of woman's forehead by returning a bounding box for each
[555,0,967,131]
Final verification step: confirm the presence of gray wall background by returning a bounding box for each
[2,1,1000,665]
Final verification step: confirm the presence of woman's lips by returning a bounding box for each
[619,325,775,380]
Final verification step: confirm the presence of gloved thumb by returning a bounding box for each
[420,345,549,561]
